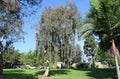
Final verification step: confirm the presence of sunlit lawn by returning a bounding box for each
[3,68,117,79]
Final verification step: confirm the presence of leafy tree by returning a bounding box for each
[83,35,97,68]
[19,53,27,65]
[0,9,23,79]
[97,47,115,67]
[26,51,38,66]
[19,51,36,66]
[0,0,42,78]
[3,49,20,68]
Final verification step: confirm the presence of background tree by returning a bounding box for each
[97,47,115,67]
[19,51,38,66]
[83,35,97,68]
[73,44,82,64]
[19,53,27,65]
[3,49,20,68]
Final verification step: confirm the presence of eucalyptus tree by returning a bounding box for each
[78,0,120,78]
[36,1,81,68]
[73,44,82,64]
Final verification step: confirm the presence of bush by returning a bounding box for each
[78,63,89,69]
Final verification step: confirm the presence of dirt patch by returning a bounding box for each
[38,76,53,79]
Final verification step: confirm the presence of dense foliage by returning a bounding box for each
[0,0,42,78]
[88,0,120,50]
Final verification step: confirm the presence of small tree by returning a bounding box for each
[84,35,97,68]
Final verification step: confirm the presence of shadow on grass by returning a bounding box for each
[35,69,70,76]
[79,68,117,79]
[4,69,24,73]
[3,69,70,79]
[4,68,116,79]
[3,69,37,79]
[3,73,36,79]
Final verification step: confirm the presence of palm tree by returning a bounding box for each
[77,0,120,78]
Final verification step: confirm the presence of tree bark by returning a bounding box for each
[0,52,3,79]
[115,55,120,79]
[111,39,120,79]
[0,35,4,79]
[43,67,50,77]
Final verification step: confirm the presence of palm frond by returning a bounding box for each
[111,21,120,30]
[78,31,93,40]
[77,23,95,39]
[77,23,94,33]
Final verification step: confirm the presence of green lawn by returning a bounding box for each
[3,68,117,79]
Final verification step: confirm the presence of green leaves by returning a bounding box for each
[84,35,96,56]
[90,0,100,10]
[85,0,120,51]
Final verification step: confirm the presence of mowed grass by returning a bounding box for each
[3,68,117,79]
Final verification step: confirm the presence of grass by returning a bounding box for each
[3,68,117,79]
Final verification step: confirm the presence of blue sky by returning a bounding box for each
[13,0,90,53]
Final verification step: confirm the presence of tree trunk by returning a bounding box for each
[43,67,50,77]
[92,55,95,68]
[111,39,120,79]
[114,55,120,79]
[0,53,3,79]
[0,35,5,79]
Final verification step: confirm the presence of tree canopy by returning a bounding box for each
[88,0,120,50]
